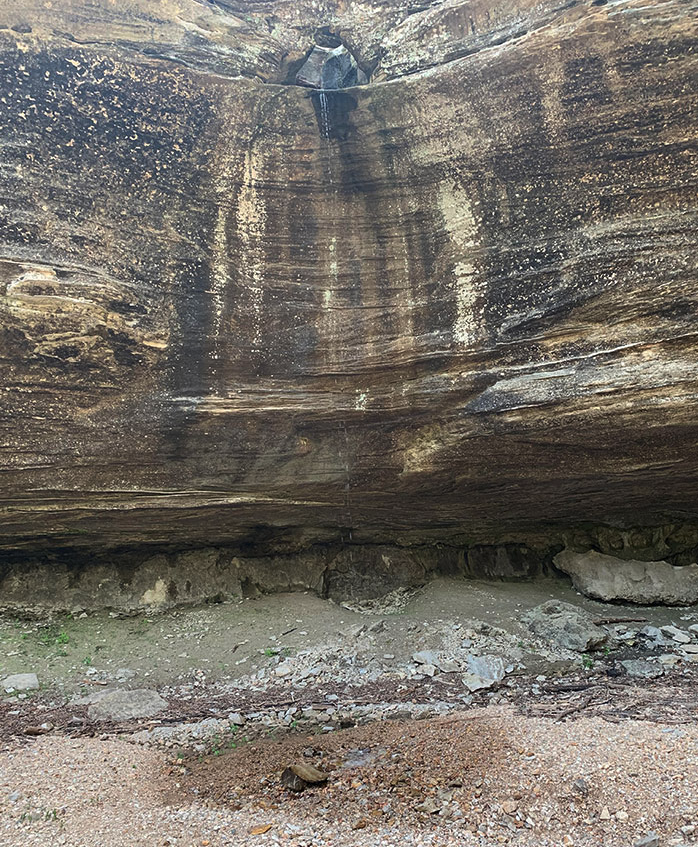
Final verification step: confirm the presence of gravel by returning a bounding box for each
[1,706,697,846]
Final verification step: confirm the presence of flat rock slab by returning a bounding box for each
[467,655,505,682]
[620,659,664,679]
[87,689,167,722]
[462,655,507,692]
[2,673,39,692]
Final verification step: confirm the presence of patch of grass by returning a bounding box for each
[36,624,71,648]
[38,629,54,646]
[211,732,222,756]
[19,807,62,824]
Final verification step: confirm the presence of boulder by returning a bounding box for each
[462,654,506,691]
[466,655,506,682]
[464,545,544,580]
[554,550,698,605]
[660,624,691,643]
[323,547,428,602]
[412,650,438,665]
[619,659,663,679]
[521,600,607,652]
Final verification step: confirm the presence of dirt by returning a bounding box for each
[165,706,698,844]
[2,706,698,846]
[2,578,696,697]
[1,577,698,846]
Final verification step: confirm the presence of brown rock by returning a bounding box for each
[22,722,53,736]
[0,0,697,598]
[281,763,328,792]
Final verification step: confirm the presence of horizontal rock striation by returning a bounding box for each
[0,0,697,585]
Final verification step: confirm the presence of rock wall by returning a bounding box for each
[0,0,697,573]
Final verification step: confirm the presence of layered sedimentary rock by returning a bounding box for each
[554,549,698,605]
[0,0,697,577]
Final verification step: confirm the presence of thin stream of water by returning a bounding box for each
[319,90,331,141]
[319,89,354,544]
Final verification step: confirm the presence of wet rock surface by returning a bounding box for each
[295,44,367,89]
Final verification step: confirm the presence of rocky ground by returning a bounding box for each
[1,578,697,846]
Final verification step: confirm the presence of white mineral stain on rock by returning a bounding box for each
[236,145,267,353]
[438,180,482,346]
[140,578,168,606]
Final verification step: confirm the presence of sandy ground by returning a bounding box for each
[2,578,697,696]
[1,707,696,847]
[2,578,698,846]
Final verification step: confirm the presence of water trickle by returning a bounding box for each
[316,91,354,543]
[317,90,334,187]
[319,90,331,141]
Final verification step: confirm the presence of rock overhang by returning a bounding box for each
[0,0,696,558]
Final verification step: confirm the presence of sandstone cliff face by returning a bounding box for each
[0,0,697,559]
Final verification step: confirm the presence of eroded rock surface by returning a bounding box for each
[0,0,697,579]
[555,550,698,605]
